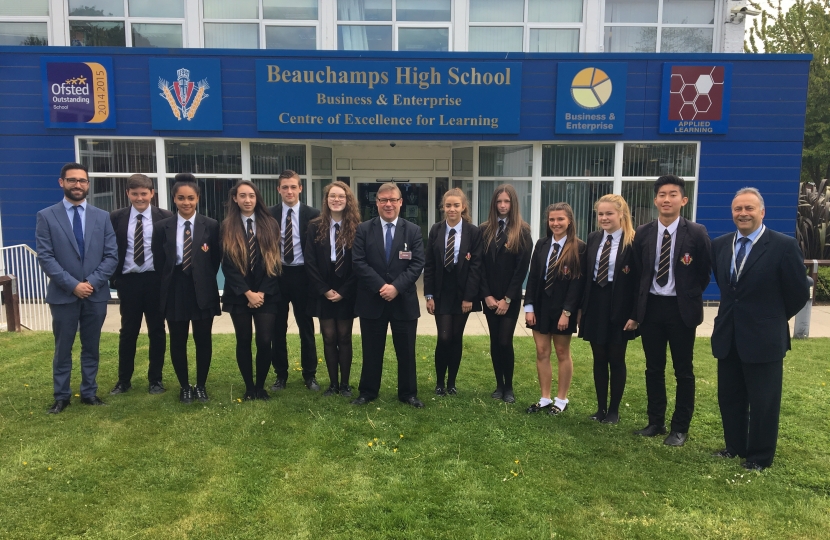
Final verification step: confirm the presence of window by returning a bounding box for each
[469,0,582,53]
[249,142,309,206]
[337,0,451,51]
[203,0,319,49]
[477,145,533,225]
[621,143,697,226]
[166,140,242,222]
[0,0,49,45]
[604,0,715,52]
[79,139,159,212]
[68,0,184,47]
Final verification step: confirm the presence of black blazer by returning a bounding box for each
[220,225,281,307]
[632,217,712,328]
[580,230,639,325]
[152,213,222,312]
[710,228,809,363]
[268,202,320,259]
[304,220,358,305]
[478,223,532,305]
[352,217,425,320]
[423,220,482,308]
[109,205,173,288]
[524,237,587,315]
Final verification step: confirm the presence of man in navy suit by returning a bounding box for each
[710,188,809,470]
[36,163,118,414]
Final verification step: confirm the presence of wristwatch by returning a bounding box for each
[504,297,512,304]
[562,310,571,317]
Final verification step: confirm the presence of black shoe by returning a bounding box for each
[148,381,166,395]
[242,390,256,401]
[503,388,515,404]
[589,410,607,422]
[403,396,425,409]
[601,411,620,425]
[194,385,209,403]
[340,385,353,398]
[305,377,321,391]
[256,389,271,401]
[179,386,194,404]
[713,449,739,459]
[351,396,371,405]
[742,461,766,472]
[491,386,504,400]
[323,384,339,397]
[446,386,457,396]
[109,381,131,395]
[270,378,286,391]
[435,385,446,396]
[81,396,106,406]
[663,431,688,447]
[633,424,667,437]
[526,402,551,413]
[548,402,568,416]
[47,400,71,414]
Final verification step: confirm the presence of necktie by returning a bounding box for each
[385,222,393,263]
[134,214,145,267]
[182,221,192,275]
[334,223,345,277]
[730,237,750,287]
[656,230,671,287]
[596,234,613,287]
[283,208,295,264]
[247,218,257,272]
[544,243,561,296]
[72,205,85,262]
[445,228,456,270]
[496,219,505,246]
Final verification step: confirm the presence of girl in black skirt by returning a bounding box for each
[424,188,482,396]
[304,181,360,397]
[479,184,532,404]
[524,202,586,416]
[579,194,639,424]
[221,180,282,401]
[152,174,221,404]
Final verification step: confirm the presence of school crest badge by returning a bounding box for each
[622,265,630,274]
[158,68,209,121]
[681,253,693,265]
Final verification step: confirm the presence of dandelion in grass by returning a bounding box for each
[393,448,398,453]
[24,384,28,387]
[74,394,79,397]
[47,467,52,471]
[400,434,404,439]
[22,462,27,466]
[237,398,242,403]
[368,442,373,447]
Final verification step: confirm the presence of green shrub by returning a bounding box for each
[815,265,830,301]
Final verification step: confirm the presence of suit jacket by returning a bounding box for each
[478,224,532,305]
[632,217,712,328]
[423,220,483,307]
[35,201,118,304]
[304,220,358,304]
[711,228,809,363]
[524,237,587,315]
[221,229,281,307]
[109,205,173,289]
[580,230,639,325]
[268,202,321,260]
[152,213,222,312]
[352,216,425,320]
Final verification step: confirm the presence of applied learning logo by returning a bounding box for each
[660,64,731,134]
[555,62,627,134]
[41,57,116,128]
[158,68,209,121]
[571,67,612,110]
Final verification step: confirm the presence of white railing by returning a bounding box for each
[1,245,51,331]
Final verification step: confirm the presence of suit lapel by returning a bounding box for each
[436,221,448,263]
[82,208,96,250]
[738,228,769,278]
[646,222,658,277]
[52,204,81,256]
[586,233,600,278]
[373,218,387,263]
[192,215,206,256]
[538,236,552,275]
[388,219,407,266]
[673,217,687,266]
[117,210,129,256]
[457,222,470,266]
[166,217,178,261]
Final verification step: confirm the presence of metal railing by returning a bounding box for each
[1,245,51,331]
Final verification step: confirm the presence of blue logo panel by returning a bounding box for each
[149,58,223,131]
[41,57,116,129]
[255,60,521,134]
[555,63,627,135]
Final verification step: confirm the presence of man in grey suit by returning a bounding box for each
[36,163,118,414]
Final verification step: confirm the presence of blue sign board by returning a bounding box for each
[555,63,627,135]
[255,60,521,134]
[660,63,731,134]
[41,57,116,129]
[149,58,223,131]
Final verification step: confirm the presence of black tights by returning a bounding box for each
[434,313,470,388]
[591,341,628,414]
[484,309,519,390]
[230,312,276,392]
[319,318,353,388]
[167,317,214,389]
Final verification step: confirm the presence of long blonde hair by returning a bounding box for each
[594,194,635,250]
[481,183,530,255]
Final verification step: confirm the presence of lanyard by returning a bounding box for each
[731,225,764,282]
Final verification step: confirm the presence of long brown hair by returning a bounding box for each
[313,181,361,249]
[545,202,581,279]
[481,183,530,255]
[441,187,471,223]
[221,180,282,277]
[594,194,635,250]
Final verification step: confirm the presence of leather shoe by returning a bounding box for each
[256,389,271,401]
[742,461,766,472]
[179,386,194,404]
[322,384,339,396]
[148,381,166,394]
[713,449,739,459]
[270,378,286,391]
[194,385,209,403]
[663,431,688,447]
[305,377,321,391]
[502,388,515,404]
[633,424,667,437]
[601,411,620,425]
[340,385,353,397]
[109,381,131,395]
[548,403,567,416]
[589,410,607,422]
[47,400,70,414]
[81,396,106,406]
[526,402,551,414]
[491,387,504,400]
[435,385,446,396]
[403,396,425,409]
[351,396,371,405]
[446,386,457,396]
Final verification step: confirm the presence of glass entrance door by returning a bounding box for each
[356,178,430,240]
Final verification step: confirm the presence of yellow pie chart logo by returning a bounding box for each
[571,67,612,109]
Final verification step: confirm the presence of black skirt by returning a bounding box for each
[309,262,357,320]
[166,265,220,322]
[435,265,464,315]
[579,280,635,345]
[526,288,577,335]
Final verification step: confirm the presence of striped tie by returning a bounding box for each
[444,228,456,270]
[334,223,345,277]
[283,208,294,264]
[496,219,505,245]
[544,243,560,296]
[595,234,613,287]
[656,230,671,286]
[133,214,145,267]
[182,220,192,275]
[247,218,257,272]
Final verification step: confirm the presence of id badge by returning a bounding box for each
[399,251,412,260]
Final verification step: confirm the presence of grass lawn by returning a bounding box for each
[0,332,828,539]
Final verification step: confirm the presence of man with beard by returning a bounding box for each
[36,163,118,414]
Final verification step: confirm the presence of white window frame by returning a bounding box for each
[201,0,321,50]
[335,0,453,51]
[0,2,52,46]
[64,0,187,48]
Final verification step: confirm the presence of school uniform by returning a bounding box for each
[524,236,587,335]
[304,219,357,321]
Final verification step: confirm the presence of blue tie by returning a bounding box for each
[730,237,749,287]
[73,205,85,262]
[385,223,393,263]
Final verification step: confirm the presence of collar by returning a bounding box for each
[381,216,399,228]
[130,205,152,220]
[241,213,256,226]
[737,224,764,244]
[177,212,196,226]
[63,198,87,212]
[331,219,342,229]
[658,216,680,236]
[552,235,567,249]
[605,228,623,242]
[282,201,300,214]
[498,217,508,226]
[446,220,462,233]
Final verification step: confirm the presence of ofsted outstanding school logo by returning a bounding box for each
[41,57,116,128]
[149,58,223,131]
[660,64,732,134]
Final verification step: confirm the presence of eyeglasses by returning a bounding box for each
[63,178,90,186]
[376,198,401,204]
[328,195,346,201]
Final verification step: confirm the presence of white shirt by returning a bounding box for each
[241,212,256,235]
[62,198,87,236]
[650,216,680,296]
[281,202,304,266]
[122,206,154,273]
[525,235,567,313]
[330,219,342,262]
[593,228,623,283]
[381,216,399,250]
[444,221,462,264]
[732,224,765,282]
[175,213,196,265]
